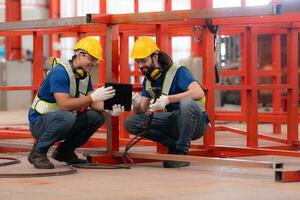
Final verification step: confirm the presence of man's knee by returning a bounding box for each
[124,115,143,135]
[57,111,76,129]
[180,98,199,113]
[86,110,105,126]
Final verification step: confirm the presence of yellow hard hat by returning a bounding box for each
[74,37,102,60]
[130,37,160,59]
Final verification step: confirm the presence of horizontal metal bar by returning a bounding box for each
[0,16,90,31]
[113,151,281,169]
[91,5,277,24]
[275,170,300,182]
[214,146,300,158]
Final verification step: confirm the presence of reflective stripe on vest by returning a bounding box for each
[31,58,90,114]
[145,65,205,106]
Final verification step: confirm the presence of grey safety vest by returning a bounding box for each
[145,65,206,107]
[31,58,90,114]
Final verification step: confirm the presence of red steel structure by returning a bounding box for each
[0,0,299,175]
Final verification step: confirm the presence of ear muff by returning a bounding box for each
[73,68,87,79]
[150,68,162,80]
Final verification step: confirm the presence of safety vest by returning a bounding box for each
[145,65,206,108]
[31,58,90,115]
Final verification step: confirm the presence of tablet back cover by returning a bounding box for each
[104,83,132,111]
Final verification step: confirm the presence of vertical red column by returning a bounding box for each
[203,27,215,147]
[99,0,107,85]
[272,35,282,134]
[49,0,60,58]
[119,33,130,139]
[240,30,247,113]
[106,25,120,153]
[134,0,139,13]
[155,23,169,153]
[165,0,171,11]
[5,0,21,60]
[191,0,205,57]
[32,32,44,97]
[286,29,298,143]
[245,27,258,147]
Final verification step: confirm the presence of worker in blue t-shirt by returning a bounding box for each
[124,37,210,168]
[28,37,123,169]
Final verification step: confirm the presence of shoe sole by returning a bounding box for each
[163,162,191,168]
[28,156,55,169]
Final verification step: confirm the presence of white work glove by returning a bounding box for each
[132,92,141,107]
[90,86,115,102]
[107,104,124,116]
[149,95,169,112]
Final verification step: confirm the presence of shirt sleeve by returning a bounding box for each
[49,66,70,94]
[174,67,195,92]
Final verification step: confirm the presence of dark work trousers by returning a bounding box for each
[30,109,105,153]
[124,98,209,153]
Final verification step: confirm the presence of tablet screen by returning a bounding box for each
[104,83,132,111]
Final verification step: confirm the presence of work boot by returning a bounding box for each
[163,146,190,168]
[28,150,54,169]
[51,149,87,165]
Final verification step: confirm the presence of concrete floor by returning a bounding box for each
[1,110,300,200]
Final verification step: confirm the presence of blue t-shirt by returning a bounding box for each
[28,64,93,125]
[141,66,195,111]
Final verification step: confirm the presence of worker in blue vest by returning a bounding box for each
[124,37,210,168]
[28,37,122,169]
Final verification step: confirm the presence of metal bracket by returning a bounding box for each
[192,26,203,43]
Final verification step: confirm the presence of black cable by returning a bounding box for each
[0,157,78,178]
[0,157,20,167]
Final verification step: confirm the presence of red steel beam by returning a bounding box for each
[203,27,215,147]
[286,29,299,143]
[213,13,300,25]
[32,32,44,97]
[49,0,60,57]
[245,27,258,147]
[275,170,300,183]
[5,0,21,60]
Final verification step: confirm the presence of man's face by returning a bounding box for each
[77,53,99,73]
[135,56,156,76]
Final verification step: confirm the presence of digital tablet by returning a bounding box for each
[104,83,132,111]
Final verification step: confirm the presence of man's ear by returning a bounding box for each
[152,54,159,64]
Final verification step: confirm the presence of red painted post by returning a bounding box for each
[134,0,139,13]
[99,0,107,85]
[240,29,247,113]
[32,32,44,97]
[286,28,299,143]
[156,24,169,153]
[202,27,215,147]
[106,24,120,153]
[100,0,106,14]
[119,32,130,138]
[49,0,60,58]
[272,34,282,134]
[245,26,258,147]
[165,0,171,11]
[5,0,21,60]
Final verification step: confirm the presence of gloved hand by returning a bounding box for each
[132,92,141,107]
[149,95,169,112]
[107,104,124,116]
[90,86,115,102]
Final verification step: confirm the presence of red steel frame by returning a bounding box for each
[0,1,299,166]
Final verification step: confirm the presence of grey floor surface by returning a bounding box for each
[0,110,300,200]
